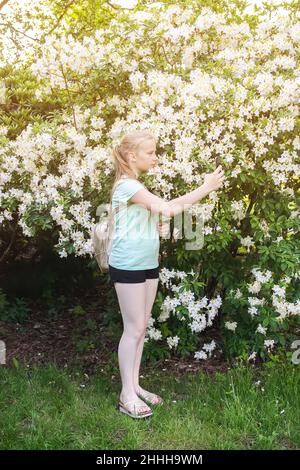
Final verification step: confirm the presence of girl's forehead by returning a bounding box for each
[139,139,156,151]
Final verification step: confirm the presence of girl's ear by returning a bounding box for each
[128,151,136,162]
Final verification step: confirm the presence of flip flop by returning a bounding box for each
[136,388,164,405]
[117,399,153,419]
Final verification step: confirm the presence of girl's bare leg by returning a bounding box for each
[133,278,159,392]
[114,281,150,412]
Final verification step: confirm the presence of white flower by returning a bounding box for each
[251,268,273,284]
[230,200,246,221]
[248,306,258,317]
[264,339,275,351]
[292,136,300,150]
[272,285,286,298]
[194,350,208,360]
[248,352,257,362]
[203,340,216,354]
[256,324,267,335]
[58,249,68,258]
[129,70,145,90]
[240,236,254,252]
[234,289,243,299]
[248,297,265,307]
[189,314,206,333]
[146,327,162,341]
[166,336,180,349]
[225,321,237,332]
[182,46,194,69]
[248,280,262,294]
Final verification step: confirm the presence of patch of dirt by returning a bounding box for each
[0,281,232,378]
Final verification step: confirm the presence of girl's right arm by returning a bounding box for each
[130,166,226,217]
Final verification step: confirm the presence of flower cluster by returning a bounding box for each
[224,268,300,360]
[145,268,222,357]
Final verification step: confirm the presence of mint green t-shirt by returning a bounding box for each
[108,178,160,270]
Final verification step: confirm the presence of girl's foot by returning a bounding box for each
[119,393,152,416]
[136,386,164,405]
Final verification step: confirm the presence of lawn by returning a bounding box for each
[0,361,299,450]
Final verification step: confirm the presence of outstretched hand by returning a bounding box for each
[204,165,226,192]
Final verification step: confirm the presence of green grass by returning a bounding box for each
[0,361,299,450]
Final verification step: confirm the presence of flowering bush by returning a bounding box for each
[143,266,300,363]
[144,268,222,361]
[0,0,299,361]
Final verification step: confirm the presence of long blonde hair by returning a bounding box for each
[109,130,157,202]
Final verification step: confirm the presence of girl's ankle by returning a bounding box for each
[120,390,138,400]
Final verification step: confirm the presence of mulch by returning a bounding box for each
[0,281,232,379]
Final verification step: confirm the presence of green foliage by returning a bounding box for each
[40,287,67,321]
[220,273,300,361]
[71,317,98,353]
[0,289,31,323]
[72,304,86,316]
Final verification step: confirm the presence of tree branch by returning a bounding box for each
[0,216,19,264]
[46,0,77,36]
[230,190,258,258]
[60,63,78,131]
[0,0,9,12]
[0,22,39,41]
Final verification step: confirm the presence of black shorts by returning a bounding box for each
[108,264,159,284]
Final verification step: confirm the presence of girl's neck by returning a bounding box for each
[121,174,138,181]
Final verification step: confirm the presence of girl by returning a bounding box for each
[109,130,225,419]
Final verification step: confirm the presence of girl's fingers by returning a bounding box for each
[215,166,224,174]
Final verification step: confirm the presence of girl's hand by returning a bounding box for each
[156,221,170,237]
[203,165,226,192]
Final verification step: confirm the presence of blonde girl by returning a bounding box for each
[109,130,225,419]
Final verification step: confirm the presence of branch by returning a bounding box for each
[105,1,121,10]
[230,190,258,257]
[0,22,39,41]
[160,42,173,67]
[60,63,78,131]
[47,0,77,36]
[0,216,19,264]
[105,0,136,10]
[0,0,9,11]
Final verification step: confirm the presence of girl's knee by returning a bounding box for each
[124,325,145,341]
[144,314,152,329]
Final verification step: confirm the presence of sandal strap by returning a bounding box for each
[138,390,162,401]
[120,400,151,411]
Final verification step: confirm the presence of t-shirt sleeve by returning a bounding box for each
[112,179,144,207]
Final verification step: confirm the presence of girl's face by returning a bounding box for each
[130,139,158,175]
